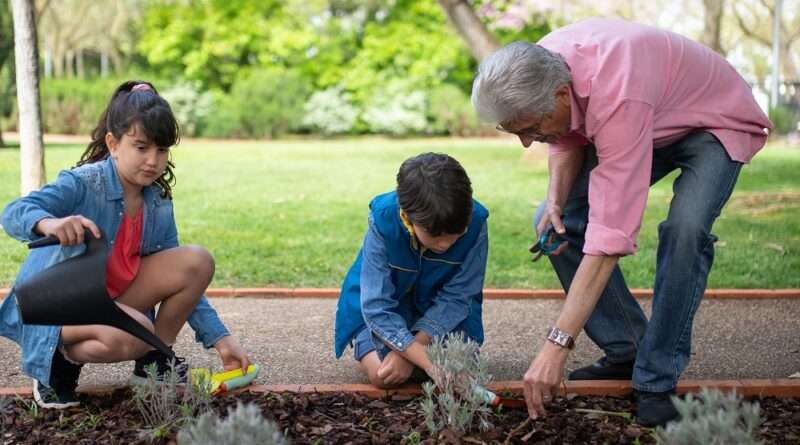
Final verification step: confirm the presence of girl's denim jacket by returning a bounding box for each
[0,157,229,386]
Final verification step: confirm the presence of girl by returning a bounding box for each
[1,81,249,409]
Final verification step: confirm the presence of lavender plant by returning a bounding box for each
[655,388,763,445]
[177,402,290,445]
[419,332,493,438]
[132,361,213,439]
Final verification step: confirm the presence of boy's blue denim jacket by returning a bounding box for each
[0,157,230,386]
[334,191,489,358]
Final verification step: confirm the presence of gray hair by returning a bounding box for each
[471,41,571,124]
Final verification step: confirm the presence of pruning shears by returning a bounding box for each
[529,225,566,262]
[190,364,261,395]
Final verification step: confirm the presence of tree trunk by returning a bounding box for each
[437,0,500,61]
[700,0,725,55]
[10,0,45,195]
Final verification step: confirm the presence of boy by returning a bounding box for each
[334,152,489,388]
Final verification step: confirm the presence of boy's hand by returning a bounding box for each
[35,216,101,246]
[214,336,250,373]
[377,351,414,385]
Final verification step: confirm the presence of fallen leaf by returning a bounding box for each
[766,243,786,255]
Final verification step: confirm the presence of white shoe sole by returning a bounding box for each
[32,380,79,409]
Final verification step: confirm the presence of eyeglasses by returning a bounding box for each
[495,114,551,140]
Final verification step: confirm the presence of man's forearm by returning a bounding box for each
[547,149,585,207]
[555,254,619,337]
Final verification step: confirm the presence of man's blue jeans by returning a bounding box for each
[534,132,743,392]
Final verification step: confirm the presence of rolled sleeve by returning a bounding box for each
[584,100,654,256]
[1,171,84,242]
[187,296,231,349]
[549,133,591,155]
[359,215,415,352]
[412,222,489,339]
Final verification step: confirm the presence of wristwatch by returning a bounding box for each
[546,327,575,349]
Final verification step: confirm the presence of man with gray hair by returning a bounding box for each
[472,18,771,427]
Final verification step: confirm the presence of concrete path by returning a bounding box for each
[0,297,797,387]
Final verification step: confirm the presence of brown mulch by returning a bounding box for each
[1,389,798,444]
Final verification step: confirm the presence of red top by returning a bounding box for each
[106,208,143,298]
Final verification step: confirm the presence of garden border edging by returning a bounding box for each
[2,288,799,300]
[1,379,798,398]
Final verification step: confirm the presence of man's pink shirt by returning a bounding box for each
[538,18,772,256]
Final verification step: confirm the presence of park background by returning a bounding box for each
[0,0,797,290]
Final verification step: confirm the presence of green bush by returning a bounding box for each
[362,80,429,136]
[302,87,360,135]
[38,76,173,136]
[203,69,311,139]
[427,84,484,136]
[769,105,799,135]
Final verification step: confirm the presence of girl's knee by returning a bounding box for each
[180,245,215,282]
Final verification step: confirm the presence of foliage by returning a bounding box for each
[302,87,360,135]
[427,84,486,136]
[420,332,493,438]
[132,362,213,439]
[161,82,213,137]
[655,388,763,445]
[362,80,429,136]
[178,402,290,445]
[768,105,798,135]
[202,68,311,139]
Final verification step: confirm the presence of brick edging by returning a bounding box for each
[1,379,798,398]
[3,288,797,300]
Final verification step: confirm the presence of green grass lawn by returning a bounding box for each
[0,137,797,288]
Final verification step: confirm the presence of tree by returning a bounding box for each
[437,0,500,61]
[0,1,16,147]
[10,0,45,194]
[701,0,726,54]
[733,0,799,81]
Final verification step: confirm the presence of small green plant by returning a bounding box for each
[14,394,38,420]
[132,361,213,439]
[0,397,13,435]
[655,388,763,445]
[419,332,493,439]
[177,402,290,445]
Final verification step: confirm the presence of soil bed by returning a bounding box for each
[1,388,798,444]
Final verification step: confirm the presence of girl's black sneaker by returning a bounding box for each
[130,349,188,385]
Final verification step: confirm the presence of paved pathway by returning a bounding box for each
[0,297,797,387]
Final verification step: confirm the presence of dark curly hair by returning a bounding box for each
[77,80,180,199]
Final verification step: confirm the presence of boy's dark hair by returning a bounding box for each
[396,153,473,236]
[77,80,180,199]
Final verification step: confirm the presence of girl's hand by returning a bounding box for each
[214,335,250,373]
[35,216,101,246]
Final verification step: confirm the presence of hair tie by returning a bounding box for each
[131,83,153,92]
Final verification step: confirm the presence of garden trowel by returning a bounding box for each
[473,385,527,409]
[191,364,261,395]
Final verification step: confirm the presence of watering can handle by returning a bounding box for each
[28,235,61,249]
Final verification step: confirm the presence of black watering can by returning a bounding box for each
[14,232,175,358]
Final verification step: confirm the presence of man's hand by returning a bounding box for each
[535,201,569,257]
[377,351,415,386]
[214,336,250,373]
[35,216,101,246]
[523,342,568,419]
